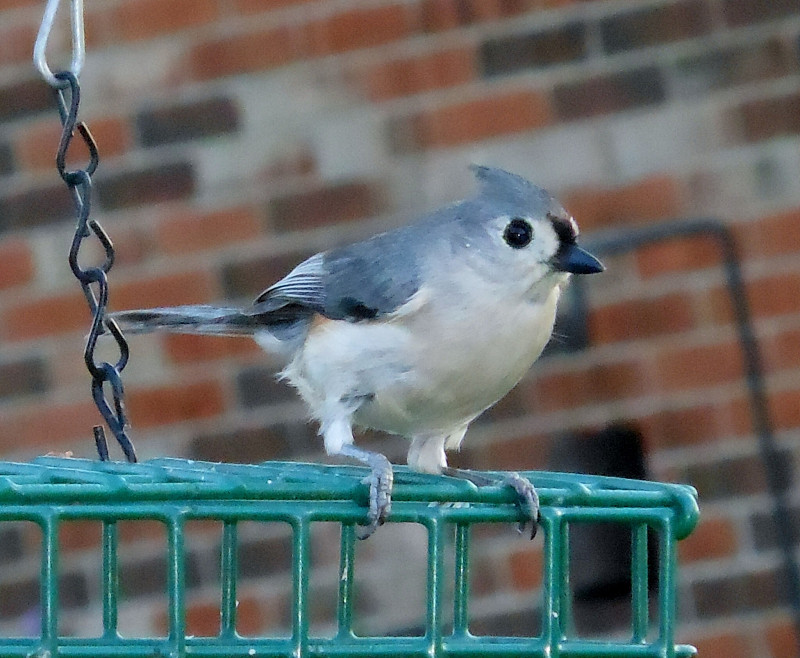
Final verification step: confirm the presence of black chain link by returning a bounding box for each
[52,71,137,463]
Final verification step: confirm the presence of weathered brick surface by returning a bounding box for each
[126,380,226,428]
[137,97,240,147]
[553,67,666,121]
[190,26,300,80]
[0,78,52,122]
[599,1,712,55]
[0,184,73,232]
[420,0,535,33]
[692,568,782,618]
[0,356,48,401]
[0,0,799,651]
[397,89,552,150]
[222,252,312,299]
[480,23,586,76]
[269,181,382,231]
[96,162,195,210]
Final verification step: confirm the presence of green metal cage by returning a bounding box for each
[0,457,698,657]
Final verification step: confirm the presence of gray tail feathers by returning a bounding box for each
[109,305,265,337]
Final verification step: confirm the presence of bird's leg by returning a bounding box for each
[443,467,540,539]
[339,444,394,539]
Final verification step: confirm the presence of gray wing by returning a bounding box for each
[254,253,327,312]
[253,230,421,322]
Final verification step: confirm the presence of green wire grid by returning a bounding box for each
[0,457,698,658]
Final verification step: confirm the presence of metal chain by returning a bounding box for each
[36,2,137,463]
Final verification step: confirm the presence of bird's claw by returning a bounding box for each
[502,472,540,540]
[356,457,393,540]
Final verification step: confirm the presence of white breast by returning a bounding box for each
[280,263,564,444]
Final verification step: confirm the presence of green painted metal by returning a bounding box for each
[0,457,698,657]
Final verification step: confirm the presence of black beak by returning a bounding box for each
[553,243,604,274]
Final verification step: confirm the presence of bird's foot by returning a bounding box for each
[502,472,540,540]
[357,458,393,539]
[443,468,540,539]
[339,445,394,539]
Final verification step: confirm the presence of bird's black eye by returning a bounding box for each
[503,217,533,249]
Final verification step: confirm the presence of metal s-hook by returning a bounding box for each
[34,0,85,87]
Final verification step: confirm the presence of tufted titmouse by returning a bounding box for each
[112,166,604,538]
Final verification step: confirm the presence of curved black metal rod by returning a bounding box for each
[584,217,800,636]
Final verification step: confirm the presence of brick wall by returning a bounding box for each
[0,0,799,654]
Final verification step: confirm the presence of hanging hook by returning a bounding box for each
[34,0,85,87]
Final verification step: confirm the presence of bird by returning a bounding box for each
[111,165,604,538]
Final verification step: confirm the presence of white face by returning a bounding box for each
[479,212,569,296]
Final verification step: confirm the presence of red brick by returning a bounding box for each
[126,380,226,428]
[769,388,800,431]
[655,341,743,392]
[477,432,550,471]
[113,270,217,312]
[190,27,299,81]
[164,333,260,364]
[763,326,800,375]
[183,600,220,636]
[744,207,800,258]
[400,89,552,150]
[15,116,131,173]
[737,91,800,142]
[118,519,165,546]
[3,290,88,340]
[690,630,751,658]
[105,224,155,267]
[588,294,694,344]
[0,19,38,67]
[533,361,645,410]
[635,234,721,278]
[0,399,100,453]
[0,0,39,8]
[745,272,800,319]
[361,47,476,101]
[83,6,116,49]
[306,5,415,56]
[533,370,587,412]
[59,521,103,552]
[155,594,270,636]
[586,361,646,403]
[722,396,753,438]
[766,615,800,658]
[0,238,34,290]
[114,0,219,41]
[564,176,683,231]
[706,285,737,326]
[509,545,543,591]
[156,206,262,254]
[641,404,719,449]
[234,0,314,12]
[678,516,737,563]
